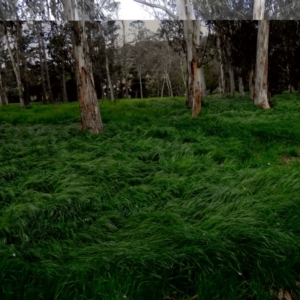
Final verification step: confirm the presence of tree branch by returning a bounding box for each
[133,0,178,20]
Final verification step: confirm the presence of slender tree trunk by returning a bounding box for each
[229,66,235,96]
[71,21,103,133]
[121,20,129,98]
[165,72,173,97]
[4,24,25,108]
[217,35,226,98]
[40,23,54,103]
[180,57,187,93]
[161,77,165,97]
[200,66,206,98]
[105,52,114,102]
[37,23,47,104]
[249,66,255,100]
[254,20,270,109]
[253,0,265,19]
[0,71,8,105]
[61,63,68,102]
[238,75,244,96]
[138,67,143,99]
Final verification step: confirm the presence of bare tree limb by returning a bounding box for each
[133,0,178,20]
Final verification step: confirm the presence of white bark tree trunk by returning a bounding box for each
[253,0,265,20]
[161,77,165,98]
[183,20,202,116]
[40,23,54,103]
[176,0,202,116]
[138,66,143,99]
[105,52,114,102]
[133,0,203,116]
[121,20,129,98]
[71,21,103,133]
[254,20,270,109]
[4,24,25,108]
[63,0,103,133]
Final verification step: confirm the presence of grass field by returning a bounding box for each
[1,93,300,299]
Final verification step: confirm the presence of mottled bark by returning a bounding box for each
[71,21,103,133]
[183,20,202,117]
[253,0,265,20]
[254,20,270,109]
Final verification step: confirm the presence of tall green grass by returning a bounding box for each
[1,94,300,299]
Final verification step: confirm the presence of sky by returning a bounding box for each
[118,0,155,20]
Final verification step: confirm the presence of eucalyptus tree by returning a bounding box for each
[133,0,204,116]
[248,0,270,108]
[2,22,26,107]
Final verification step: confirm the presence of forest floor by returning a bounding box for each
[1,93,300,299]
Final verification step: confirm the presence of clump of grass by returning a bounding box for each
[1,95,300,299]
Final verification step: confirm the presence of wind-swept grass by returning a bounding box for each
[1,93,300,299]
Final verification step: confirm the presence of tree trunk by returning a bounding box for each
[161,77,165,97]
[105,52,114,102]
[200,66,206,98]
[183,20,202,117]
[40,23,54,103]
[176,1,201,116]
[4,24,25,108]
[217,35,226,98]
[229,66,235,96]
[0,71,8,105]
[254,20,270,109]
[138,67,143,99]
[253,0,265,20]
[165,72,173,97]
[121,20,129,99]
[61,63,68,102]
[62,0,102,133]
[238,75,244,96]
[180,57,187,93]
[71,21,103,133]
[37,23,47,104]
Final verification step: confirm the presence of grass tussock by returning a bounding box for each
[1,94,300,299]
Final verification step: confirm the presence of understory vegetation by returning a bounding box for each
[1,93,300,299]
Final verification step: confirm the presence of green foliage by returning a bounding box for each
[1,95,300,299]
